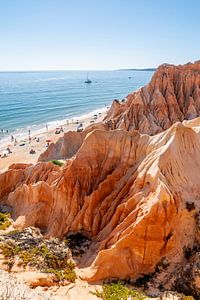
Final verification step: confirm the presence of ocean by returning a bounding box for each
[0,70,153,142]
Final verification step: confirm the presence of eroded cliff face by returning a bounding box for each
[104,61,200,134]
[39,61,200,163]
[0,62,200,296]
[38,123,106,162]
[1,120,200,292]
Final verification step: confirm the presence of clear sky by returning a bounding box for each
[0,0,200,71]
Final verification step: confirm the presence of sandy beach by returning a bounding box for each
[0,108,107,173]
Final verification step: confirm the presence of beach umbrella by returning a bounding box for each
[46,139,52,142]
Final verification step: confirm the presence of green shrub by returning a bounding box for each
[45,259,76,283]
[18,249,38,267]
[0,241,21,257]
[2,259,14,271]
[0,232,76,283]
[50,160,64,167]
[17,244,69,270]
[7,230,21,236]
[45,266,76,283]
[0,212,11,230]
[92,282,146,300]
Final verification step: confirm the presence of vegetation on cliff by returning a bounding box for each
[0,227,76,284]
[0,212,11,230]
[92,282,146,300]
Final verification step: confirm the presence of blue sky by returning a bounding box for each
[0,0,199,70]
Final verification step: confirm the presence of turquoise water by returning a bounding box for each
[0,70,153,141]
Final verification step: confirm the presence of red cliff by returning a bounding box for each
[104,61,200,134]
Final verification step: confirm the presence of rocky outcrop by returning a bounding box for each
[0,269,101,300]
[0,269,54,300]
[40,61,200,163]
[0,118,200,294]
[104,61,200,134]
[1,62,200,297]
[39,123,106,162]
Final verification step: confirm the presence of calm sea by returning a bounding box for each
[0,70,153,141]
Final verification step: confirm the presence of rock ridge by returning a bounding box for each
[0,61,200,297]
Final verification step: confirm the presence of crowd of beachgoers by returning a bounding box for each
[0,108,108,171]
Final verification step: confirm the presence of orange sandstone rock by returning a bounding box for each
[39,61,200,163]
[104,61,200,134]
[0,120,200,285]
[0,62,200,292]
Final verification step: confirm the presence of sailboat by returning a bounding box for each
[85,73,92,84]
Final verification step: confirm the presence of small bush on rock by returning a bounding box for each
[92,282,146,300]
[0,227,76,284]
[50,160,64,167]
[0,212,11,230]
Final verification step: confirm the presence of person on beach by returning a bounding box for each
[46,124,48,131]
[28,129,31,135]
[29,149,36,154]
[28,136,31,143]
[6,147,12,154]
[11,135,14,142]
[14,138,17,145]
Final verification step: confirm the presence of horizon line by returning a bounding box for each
[0,68,156,73]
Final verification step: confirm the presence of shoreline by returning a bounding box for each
[0,106,108,173]
[0,105,109,145]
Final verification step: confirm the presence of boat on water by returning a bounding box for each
[85,73,92,84]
